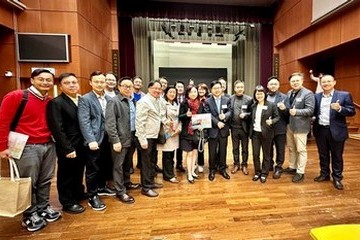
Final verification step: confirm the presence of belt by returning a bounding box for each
[319,125,330,129]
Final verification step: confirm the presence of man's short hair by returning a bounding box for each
[58,72,76,83]
[288,72,303,81]
[31,68,54,79]
[90,71,104,80]
[118,76,132,85]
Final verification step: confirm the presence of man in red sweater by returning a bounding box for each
[0,69,61,232]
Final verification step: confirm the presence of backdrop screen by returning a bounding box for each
[159,67,227,87]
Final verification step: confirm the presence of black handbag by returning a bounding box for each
[157,123,166,144]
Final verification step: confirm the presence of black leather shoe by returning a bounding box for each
[155,165,163,173]
[260,176,267,183]
[273,169,282,179]
[314,175,330,182]
[333,180,344,190]
[283,167,296,174]
[125,182,141,190]
[252,174,260,181]
[117,193,135,204]
[88,195,106,211]
[176,165,186,172]
[141,189,159,197]
[241,166,249,175]
[220,171,230,180]
[292,173,304,183]
[150,183,163,189]
[63,204,85,214]
[208,171,215,181]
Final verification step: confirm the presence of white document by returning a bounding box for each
[8,131,29,159]
[191,113,212,130]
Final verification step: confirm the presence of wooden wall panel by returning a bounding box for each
[0,5,14,29]
[17,12,42,32]
[296,32,315,58]
[39,0,77,11]
[314,19,341,53]
[20,0,40,9]
[341,6,360,43]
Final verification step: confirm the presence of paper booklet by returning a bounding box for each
[8,131,29,159]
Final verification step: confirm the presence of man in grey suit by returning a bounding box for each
[78,71,115,211]
[279,72,315,182]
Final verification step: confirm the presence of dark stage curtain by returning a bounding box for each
[119,16,135,77]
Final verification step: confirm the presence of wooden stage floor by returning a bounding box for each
[1,139,360,240]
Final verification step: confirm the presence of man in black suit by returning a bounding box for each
[47,73,86,214]
[313,74,356,190]
[204,80,232,181]
[266,76,288,179]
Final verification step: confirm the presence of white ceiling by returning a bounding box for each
[150,0,277,7]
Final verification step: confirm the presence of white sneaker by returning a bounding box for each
[198,166,204,173]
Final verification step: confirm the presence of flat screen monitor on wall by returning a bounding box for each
[16,33,70,62]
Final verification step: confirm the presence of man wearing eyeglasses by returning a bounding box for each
[104,72,119,98]
[0,68,61,232]
[105,77,140,204]
[135,80,164,197]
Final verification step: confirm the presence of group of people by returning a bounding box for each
[0,69,355,233]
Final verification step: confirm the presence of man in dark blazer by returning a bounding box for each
[266,76,288,179]
[105,77,140,204]
[313,75,355,190]
[204,80,232,181]
[78,71,115,211]
[47,73,86,214]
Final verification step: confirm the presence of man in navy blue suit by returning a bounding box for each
[313,74,356,190]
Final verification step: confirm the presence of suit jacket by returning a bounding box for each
[285,87,315,133]
[229,94,253,133]
[105,93,132,148]
[269,91,288,135]
[78,91,111,145]
[313,90,356,142]
[47,93,84,156]
[249,101,280,139]
[204,95,231,138]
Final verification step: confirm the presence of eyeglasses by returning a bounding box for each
[120,85,133,89]
[34,77,53,83]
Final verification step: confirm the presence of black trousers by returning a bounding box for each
[56,145,86,207]
[231,127,249,167]
[128,131,142,169]
[85,137,112,196]
[139,138,158,191]
[176,148,183,167]
[270,134,286,170]
[162,151,175,180]
[252,131,272,176]
[208,136,228,172]
[315,127,344,181]
[198,151,204,166]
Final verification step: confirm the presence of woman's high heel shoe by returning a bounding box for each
[188,178,195,184]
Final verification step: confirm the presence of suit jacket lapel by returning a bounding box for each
[61,93,77,110]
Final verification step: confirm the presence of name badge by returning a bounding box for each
[262,106,268,110]
[296,98,302,102]
[221,104,227,109]
[241,105,248,109]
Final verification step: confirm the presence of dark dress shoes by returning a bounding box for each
[314,175,331,182]
[125,182,141,190]
[252,174,260,181]
[260,175,267,183]
[333,180,344,190]
[155,165,163,173]
[176,165,186,172]
[88,195,106,211]
[151,183,163,189]
[292,173,304,183]
[231,165,240,174]
[273,169,282,179]
[283,167,296,175]
[208,171,215,181]
[117,193,135,204]
[63,204,85,214]
[220,171,230,180]
[141,189,159,197]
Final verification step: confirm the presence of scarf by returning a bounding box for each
[187,98,200,135]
